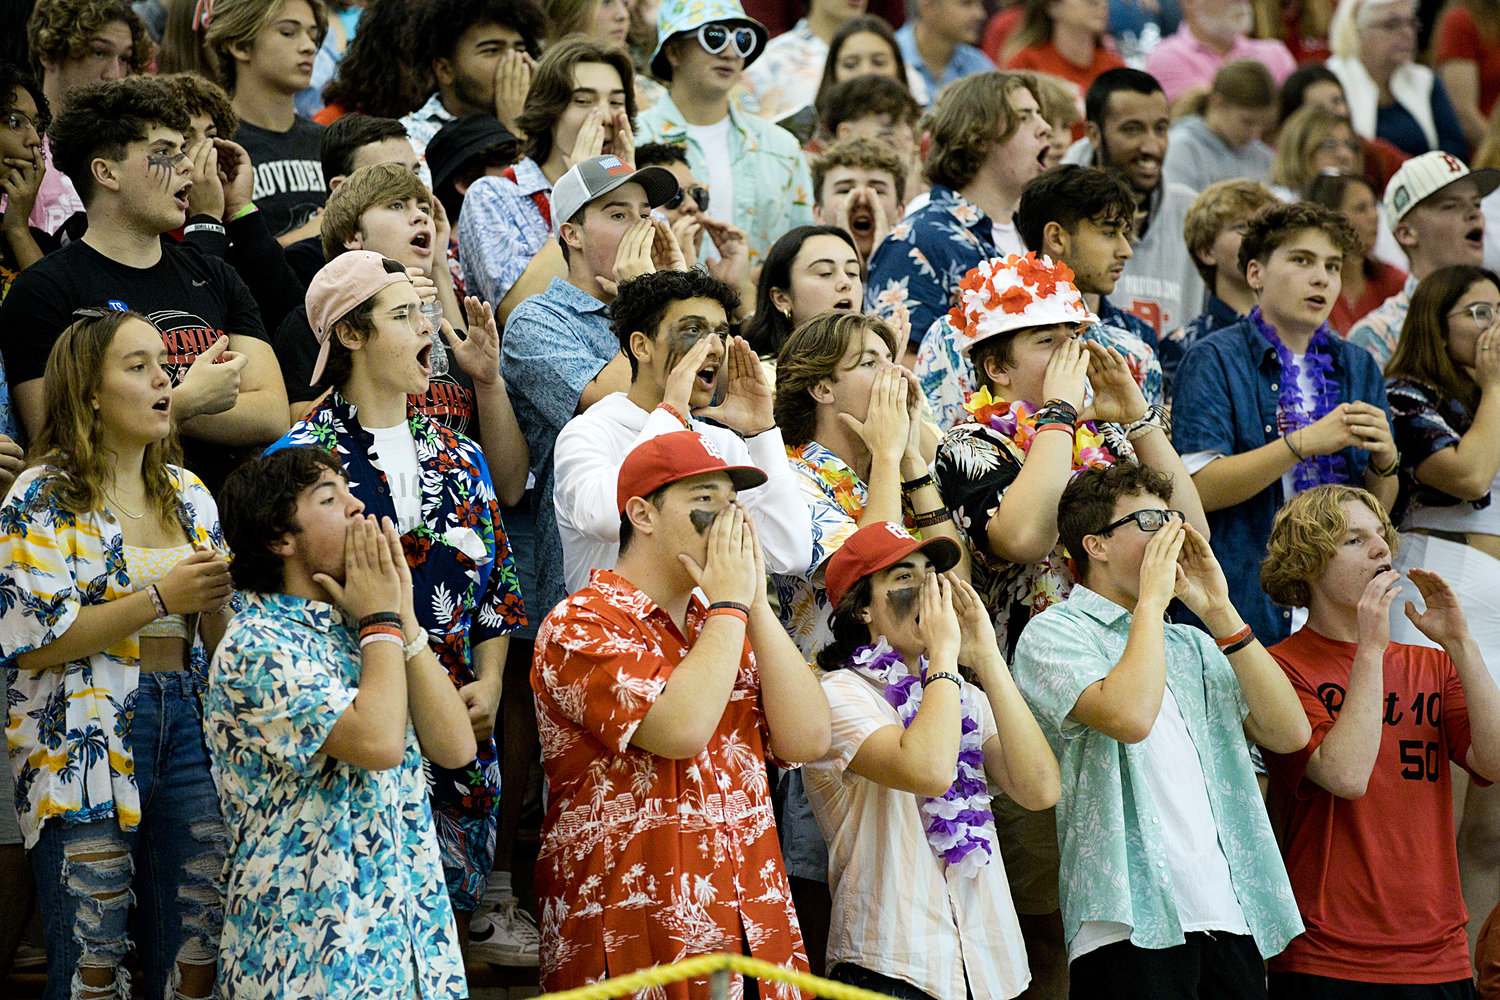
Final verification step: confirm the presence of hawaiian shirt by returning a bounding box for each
[456,156,553,307]
[635,93,814,266]
[894,23,995,104]
[0,465,223,849]
[206,591,466,1000]
[1160,293,1241,398]
[1348,275,1418,368]
[399,91,458,191]
[268,390,525,817]
[866,185,1001,355]
[1387,376,1493,523]
[913,314,1164,430]
[934,420,1135,657]
[771,440,873,658]
[532,569,809,998]
[1011,586,1304,959]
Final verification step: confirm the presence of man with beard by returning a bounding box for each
[1143,0,1296,104]
[1063,69,1207,345]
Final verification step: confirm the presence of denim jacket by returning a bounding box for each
[1172,317,1390,642]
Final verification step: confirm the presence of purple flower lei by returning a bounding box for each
[1249,306,1347,492]
[847,638,996,877]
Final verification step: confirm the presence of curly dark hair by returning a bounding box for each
[611,269,741,378]
[26,0,153,82]
[49,76,188,205]
[218,446,347,594]
[815,73,920,140]
[1237,200,1360,277]
[1,61,51,136]
[320,113,409,180]
[158,71,238,141]
[1016,164,1136,254]
[635,141,688,169]
[320,0,430,119]
[1057,462,1176,581]
[415,0,547,70]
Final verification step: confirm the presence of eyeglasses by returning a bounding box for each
[1,110,37,133]
[1093,508,1184,537]
[697,23,758,58]
[665,184,710,212]
[391,306,432,334]
[1449,302,1499,326]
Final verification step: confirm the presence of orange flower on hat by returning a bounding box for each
[999,285,1032,314]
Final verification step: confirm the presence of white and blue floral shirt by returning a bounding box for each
[206,591,466,1000]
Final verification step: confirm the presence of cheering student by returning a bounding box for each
[803,521,1058,998]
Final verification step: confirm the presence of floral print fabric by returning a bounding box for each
[1387,377,1491,521]
[531,569,809,999]
[206,591,466,1000]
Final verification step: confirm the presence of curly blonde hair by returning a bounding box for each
[1261,485,1398,608]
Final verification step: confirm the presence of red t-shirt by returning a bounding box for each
[981,6,1025,64]
[1435,5,1500,118]
[1264,627,1480,984]
[1478,902,1500,999]
[1330,258,1408,335]
[1002,41,1124,98]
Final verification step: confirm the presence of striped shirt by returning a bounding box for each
[804,670,1030,1000]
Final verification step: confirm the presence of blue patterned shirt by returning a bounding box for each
[268,392,525,816]
[894,23,996,103]
[456,156,553,307]
[1159,293,1241,397]
[1012,585,1304,959]
[206,591,466,1000]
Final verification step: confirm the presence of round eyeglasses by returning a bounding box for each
[697,23,757,59]
[1448,302,1499,327]
[1093,508,1185,537]
[665,184,710,213]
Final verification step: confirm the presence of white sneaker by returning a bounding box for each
[468,896,540,967]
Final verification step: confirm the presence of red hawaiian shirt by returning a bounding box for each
[532,569,809,999]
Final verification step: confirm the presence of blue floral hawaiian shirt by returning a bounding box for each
[267,392,525,819]
[206,591,466,1000]
[866,185,1001,354]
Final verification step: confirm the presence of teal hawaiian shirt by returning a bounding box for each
[1012,586,1303,958]
[635,93,814,266]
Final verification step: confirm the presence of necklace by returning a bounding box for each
[845,637,997,877]
[105,490,146,520]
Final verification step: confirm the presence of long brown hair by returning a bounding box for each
[1385,264,1500,416]
[516,37,637,165]
[30,311,182,522]
[772,312,897,447]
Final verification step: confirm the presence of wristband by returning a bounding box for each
[1214,623,1253,649]
[1042,398,1079,420]
[706,606,748,624]
[1125,403,1169,441]
[912,506,951,528]
[403,626,429,661]
[901,472,935,494]
[1285,431,1305,462]
[147,584,168,618]
[183,221,226,237]
[228,202,257,222]
[360,632,404,649]
[1371,453,1400,478]
[358,611,403,629]
[656,402,690,428]
[922,671,962,689]
[1034,421,1075,436]
[707,600,750,616]
[1220,634,1257,656]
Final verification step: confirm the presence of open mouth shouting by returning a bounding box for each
[848,205,875,238]
[417,339,434,378]
[1466,226,1485,253]
[694,358,721,395]
[152,393,171,415]
[832,296,855,311]
[410,228,434,257]
[173,181,192,213]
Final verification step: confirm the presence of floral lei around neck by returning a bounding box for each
[846,637,997,877]
[963,387,1116,472]
[1248,306,1347,491]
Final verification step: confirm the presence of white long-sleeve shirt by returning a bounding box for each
[552,393,814,596]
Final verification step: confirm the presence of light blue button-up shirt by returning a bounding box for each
[1012,586,1304,959]
[894,23,996,104]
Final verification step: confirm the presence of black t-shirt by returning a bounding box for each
[0,226,58,302]
[234,117,328,238]
[284,234,326,287]
[0,239,270,491]
[273,304,478,438]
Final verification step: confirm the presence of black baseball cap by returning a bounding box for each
[426,114,522,192]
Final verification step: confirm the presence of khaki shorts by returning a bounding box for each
[992,793,1060,915]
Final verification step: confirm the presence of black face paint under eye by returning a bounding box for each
[689,508,716,535]
[886,586,920,621]
[147,151,184,187]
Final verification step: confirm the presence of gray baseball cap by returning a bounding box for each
[551,154,680,236]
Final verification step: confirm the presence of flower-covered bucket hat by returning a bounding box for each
[651,0,769,80]
[947,252,1097,357]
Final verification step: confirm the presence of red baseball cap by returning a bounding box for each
[824,521,962,607]
[616,431,768,513]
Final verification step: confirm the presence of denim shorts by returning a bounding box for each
[29,671,226,1000]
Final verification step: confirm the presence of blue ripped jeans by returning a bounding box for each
[29,672,226,1000]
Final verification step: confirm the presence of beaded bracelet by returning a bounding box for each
[901,472,936,494]
[403,627,430,661]
[1215,623,1254,649]
[922,671,962,689]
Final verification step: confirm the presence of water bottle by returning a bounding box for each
[421,300,449,377]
